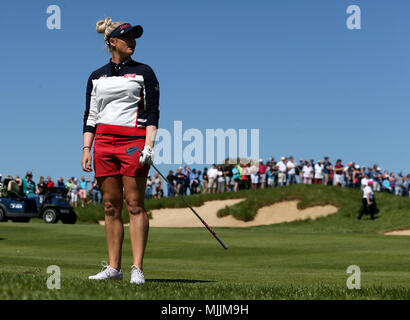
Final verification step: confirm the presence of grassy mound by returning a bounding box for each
[74,184,410,234]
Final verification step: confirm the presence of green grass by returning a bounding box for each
[0,185,409,299]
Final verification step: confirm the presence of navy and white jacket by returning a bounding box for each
[83,58,160,137]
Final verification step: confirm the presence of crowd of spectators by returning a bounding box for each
[159,157,410,198]
[0,172,102,207]
[2,156,408,204]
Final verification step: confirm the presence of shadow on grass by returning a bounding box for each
[0,238,6,240]
[147,279,213,284]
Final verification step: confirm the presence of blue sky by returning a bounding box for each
[1,0,409,183]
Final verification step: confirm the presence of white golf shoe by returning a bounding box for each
[88,262,123,280]
[130,265,145,284]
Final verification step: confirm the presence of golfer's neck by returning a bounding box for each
[111,52,131,65]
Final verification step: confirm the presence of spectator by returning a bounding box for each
[92,177,102,205]
[14,176,23,194]
[232,164,240,192]
[183,166,191,195]
[309,159,315,171]
[382,175,391,193]
[395,172,404,196]
[276,157,287,187]
[302,162,313,184]
[382,170,389,182]
[323,157,333,186]
[207,164,218,194]
[37,176,47,195]
[151,174,158,198]
[216,165,225,193]
[250,161,259,190]
[70,178,79,207]
[298,159,305,184]
[344,163,354,188]
[22,171,36,196]
[242,163,251,189]
[267,165,275,188]
[57,177,65,189]
[152,172,163,199]
[271,161,278,186]
[197,170,202,193]
[22,171,40,211]
[389,173,396,194]
[190,168,200,194]
[202,168,209,194]
[314,160,324,184]
[175,167,185,194]
[353,165,362,189]
[258,159,267,189]
[166,170,176,197]
[371,165,382,192]
[287,156,297,185]
[333,159,344,186]
[406,175,410,197]
[1,175,12,197]
[265,160,272,175]
[145,175,153,199]
[361,172,372,190]
[65,177,73,202]
[224,160,234,192]
[358,180,377,220]
[46,176,55,188]
[65,177,73,189]
[79,176,90,207]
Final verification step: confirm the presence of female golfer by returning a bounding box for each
[81,17,159,284]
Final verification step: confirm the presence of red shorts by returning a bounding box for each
[93,134,149,178]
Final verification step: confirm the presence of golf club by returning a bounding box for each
[126,146,229,250]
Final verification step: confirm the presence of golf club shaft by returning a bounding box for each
[133,147,228,249]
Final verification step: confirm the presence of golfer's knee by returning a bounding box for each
[127,203,145,216]
[128,205,145,216]
[104,202,118,217]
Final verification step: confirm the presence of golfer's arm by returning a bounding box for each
[145,125,157,148]
[83,132,95,149]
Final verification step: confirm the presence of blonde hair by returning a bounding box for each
[96,17,125,48]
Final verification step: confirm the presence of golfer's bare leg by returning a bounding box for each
[123,175,149,270]
[98,175,124,271]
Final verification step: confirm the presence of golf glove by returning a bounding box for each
[139,145,154,166]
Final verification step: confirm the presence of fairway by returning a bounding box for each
[1,217,409,299]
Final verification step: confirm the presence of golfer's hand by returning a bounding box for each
[139,145,154,166]
[82,150,93,172]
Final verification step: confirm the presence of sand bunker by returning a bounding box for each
[98,199,338,228]
[147,199,338,228]
[384,229,410,236]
